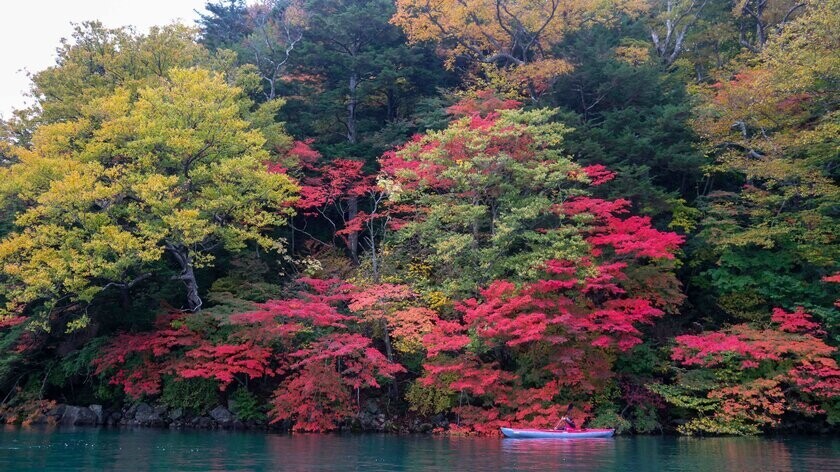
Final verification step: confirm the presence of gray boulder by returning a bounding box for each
[364,399,380,414]
[168,408,184,421]
[134,402,163,425]
[60,406,97,426]
[88,404,105,425]
[192,416,214,428]
[48,404,67,419]
[107,412,122,426]
[432,414,449,428]
[123,403,137,420]
[210,406,234,426]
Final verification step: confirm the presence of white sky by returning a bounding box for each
[0,0,210,118]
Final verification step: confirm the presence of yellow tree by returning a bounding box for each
[391,0,647,98]
[733,0,812,52]
[0,68,298,327]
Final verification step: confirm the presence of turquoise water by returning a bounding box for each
[1,427,839,471]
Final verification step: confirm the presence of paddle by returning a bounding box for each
[563,403,574,417]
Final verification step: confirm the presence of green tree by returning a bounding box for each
[198,0,252,51]
[278,0,453,263]
[283,0,450,156]
[547,25,705,226]
[380,104,579,296]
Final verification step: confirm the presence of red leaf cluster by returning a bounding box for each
[445,91,521,117]
[94,315,277,398]
[416,250,677,432]
[562,197,684,259]
[670,307,840,428]
[177,341,274,386]
[228,278,407,431]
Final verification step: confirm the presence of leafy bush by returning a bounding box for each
[229,388,266,422]
[406,381,453,417]
[160,377,219,414]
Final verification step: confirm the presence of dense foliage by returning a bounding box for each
[0,0,836,436]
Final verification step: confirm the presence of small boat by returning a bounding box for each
[500,427,615,439]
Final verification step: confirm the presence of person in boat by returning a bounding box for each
[554,404,577,430]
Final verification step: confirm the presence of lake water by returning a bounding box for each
[2,426,839,471]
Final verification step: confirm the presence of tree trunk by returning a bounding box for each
[380,316,397,398]
[369,239,380,283]
[755,0,766,49]
[369,236,389,361]
[347,196,360,265]
[165,243,203,312]
[181,264,203,312]
[267,77,276,101]
[345,72,361,265]
[380,318,394,363]
[347,73,358,144]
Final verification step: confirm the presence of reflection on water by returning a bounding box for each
[499,438,617,470]
[1,425,839,471]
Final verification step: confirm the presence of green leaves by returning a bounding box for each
[380,104,594,296]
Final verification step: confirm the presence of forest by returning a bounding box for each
[0,0,837,436]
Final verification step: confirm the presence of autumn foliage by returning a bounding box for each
[93,93,840,436]
[657,307,840,435]
[372,95,686,434]
[94,278,407,431]
[19,90,831,436]
[415,233,682,433]
[1,0,838,439]
[231,278,405,431]
[392,0,646,96]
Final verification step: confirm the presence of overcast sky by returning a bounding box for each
[0,0,210,118]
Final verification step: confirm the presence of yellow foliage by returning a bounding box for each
[614,45,651,66]
[0,66,299,319]
[424,290,450,312]
[392,0,646,94]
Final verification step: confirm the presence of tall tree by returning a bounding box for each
[379,94,683,300]
[647,0,710,66]
[385,96,684,433]
[197,0,252,51]
[547,25,705,226]
[392,0,648,99]
[0,68,298,326]
[733,0,811,52]
[280,0,451,263]
[239,1,306,101]
[690,0,839,326]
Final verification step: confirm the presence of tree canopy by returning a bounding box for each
[0,0,836,437]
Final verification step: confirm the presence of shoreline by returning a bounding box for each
[2,402,448,435]
[6,402,839,437]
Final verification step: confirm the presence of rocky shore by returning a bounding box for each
[12,400,450,433]
[9,402,837,435]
